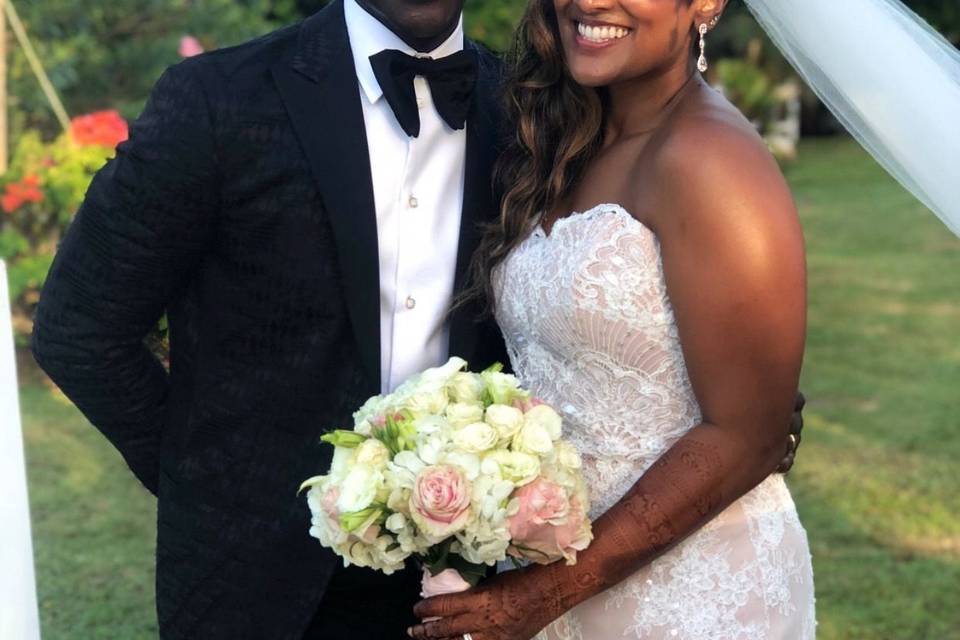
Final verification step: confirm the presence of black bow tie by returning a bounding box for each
[369,48,478,138]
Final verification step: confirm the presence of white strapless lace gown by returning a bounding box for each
[493,204,816,639]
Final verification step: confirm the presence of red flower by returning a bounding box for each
[2,175,45,214]
[70,110,129,148]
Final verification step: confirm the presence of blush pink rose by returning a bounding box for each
[508,478,591,565]
[410,465,472,539]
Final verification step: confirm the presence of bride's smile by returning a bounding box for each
[574,20,633,47]
[556,0,704,87]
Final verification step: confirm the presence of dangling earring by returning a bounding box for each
[697,23,709,73]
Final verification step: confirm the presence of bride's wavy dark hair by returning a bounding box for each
[461,0,606,315]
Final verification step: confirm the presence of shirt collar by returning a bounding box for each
[344,0,465,105]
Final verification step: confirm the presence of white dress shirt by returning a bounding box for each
[344,0,467,394]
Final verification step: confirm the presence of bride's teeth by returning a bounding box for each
[577,22,629,43]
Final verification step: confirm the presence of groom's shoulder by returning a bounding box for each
[182,20,303,85]
[468,39,505,80]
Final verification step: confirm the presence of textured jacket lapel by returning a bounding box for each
[448,42,503,365]
[271,0,381,394]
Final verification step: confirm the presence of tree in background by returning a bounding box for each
[9,0,275,140]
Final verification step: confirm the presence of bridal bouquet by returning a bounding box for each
[299,357,593,595]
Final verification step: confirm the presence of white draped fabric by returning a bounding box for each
[744,0,960,237]
[0,260,42,640]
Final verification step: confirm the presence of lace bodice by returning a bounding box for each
[495,204,701,516]
[493,204,815,639]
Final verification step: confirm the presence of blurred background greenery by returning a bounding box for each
[7,0,959,137]
[5,1,959,638]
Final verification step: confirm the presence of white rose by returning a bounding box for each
[482,450,541,487]
[524,404,563,441]
[336,465,384,513]
[512,420,554,455]
[485,404,524,441]
[453,422,499,453]
[446,402,485,428]
[554,440,582,470]
[447,372,486,404]
[355,439,391,469]
[407,389,449,416]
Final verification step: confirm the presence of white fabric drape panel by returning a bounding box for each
[745,0,960,237]
[0,260,42,640]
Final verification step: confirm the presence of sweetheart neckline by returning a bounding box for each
[533,203,655,240]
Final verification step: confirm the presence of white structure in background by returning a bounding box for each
[765,79,802,161]
[0,260,42,640]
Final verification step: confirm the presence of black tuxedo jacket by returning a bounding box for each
[31,2,507,637]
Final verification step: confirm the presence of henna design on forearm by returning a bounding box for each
[536,435,729,615]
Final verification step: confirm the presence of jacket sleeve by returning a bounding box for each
[31,60,220,495]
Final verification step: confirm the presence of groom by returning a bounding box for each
[32,0,804,638]
[32,0,505,637]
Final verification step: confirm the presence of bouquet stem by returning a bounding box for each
[420,567,473,622]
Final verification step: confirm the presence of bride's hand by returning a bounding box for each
[408,565,561,640]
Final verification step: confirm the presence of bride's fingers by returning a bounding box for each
[414,594,473,619]
[407,614,470,639]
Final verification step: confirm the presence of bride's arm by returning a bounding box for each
[409,120,806,640]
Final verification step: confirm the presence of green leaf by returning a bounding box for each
[339,504,388,533]
[482,362,504,374]
[320,430,368,448]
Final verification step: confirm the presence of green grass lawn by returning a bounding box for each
[17,137,960,639]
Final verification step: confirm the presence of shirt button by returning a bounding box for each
[408,195,419,208]
[405,296,417,310]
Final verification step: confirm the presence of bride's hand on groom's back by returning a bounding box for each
[776,392,806,474]
[409,565,556,640]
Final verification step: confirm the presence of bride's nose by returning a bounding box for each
[573,0,617,12]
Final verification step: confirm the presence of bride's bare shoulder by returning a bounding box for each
[635,86,797,235]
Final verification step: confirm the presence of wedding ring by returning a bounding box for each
[463,634,474,640]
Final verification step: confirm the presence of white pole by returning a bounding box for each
[1,0,8,174]
[0,259,42,640]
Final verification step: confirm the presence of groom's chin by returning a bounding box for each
[360,0,465,45]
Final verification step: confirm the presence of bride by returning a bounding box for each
[408,0,959,638]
